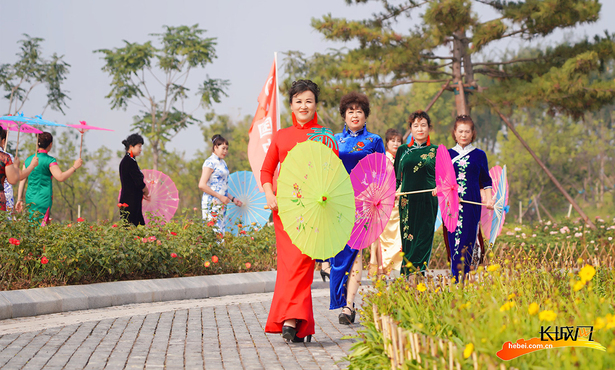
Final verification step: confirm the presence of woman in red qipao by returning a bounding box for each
[261,80,339,343]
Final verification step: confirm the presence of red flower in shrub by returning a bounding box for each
[251,237,254,240]
[170,232,177,236]
[41,256,49,264]
[239,230,247,235]
[112,224,118,228]
[245,262,251,269]
[212,255,219,263]
[204,261,211,267]
[193,207,198,211]
[148,236,157,242]
[216,233,223,239]
[8,238,20,245]
[207,221,215,227]
[67,224,72,227]
[77,217,84,222]
[117,203,123,208]
[171,253,177,258]
[237,223,243,228]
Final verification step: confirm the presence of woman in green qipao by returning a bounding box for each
[393,110,438,275]
[16,132,83,221]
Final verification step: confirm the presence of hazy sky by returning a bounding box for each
[1,0,613,159]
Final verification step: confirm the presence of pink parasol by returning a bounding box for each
[141,169,179,225]
[435,144,459,231]
[66,121,114,158]
[347,152,397,250]
[1,120,43,151]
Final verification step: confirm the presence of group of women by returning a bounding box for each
[257,79,494,343]
[1,128,82,219]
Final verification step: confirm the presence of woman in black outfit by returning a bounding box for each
[119,133,150,226]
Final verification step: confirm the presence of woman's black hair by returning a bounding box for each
[288,79,320,105]
[0,127,6,141]
[339,92,370,119]
[38,132,53,149]
[122,133,144,151]
[211,134,228,150]
[408,110,432,128]
[385,128,402,143]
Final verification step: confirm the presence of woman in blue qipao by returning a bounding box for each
[327,92,385,325]
[198,134,242,232]
[446,115,494,281]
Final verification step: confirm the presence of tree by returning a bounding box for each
[0,34,71,115]
[293,0,615,228]
[96,25,229,170]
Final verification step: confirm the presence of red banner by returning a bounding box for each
[248,58,278,191]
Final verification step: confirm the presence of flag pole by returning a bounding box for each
[274,52,281,130]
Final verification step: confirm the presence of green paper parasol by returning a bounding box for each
[277,140,355,260]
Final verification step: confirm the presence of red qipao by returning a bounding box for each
[261,112,339,338]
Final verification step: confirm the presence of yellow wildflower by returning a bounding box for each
[539,310,557,322]
[500,301,515,312]
[573,280,585,292]
[594,317,606,330]
[507,293,516,300]
[487,264,501,272]
[463,343,474,359]
[607,314,615,330]
[416,283,427,292]
[579,264,596,283]
[528,303,539,316]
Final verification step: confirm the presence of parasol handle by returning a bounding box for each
[15,129,21,158]
[79,132,84,158]
[460,200,487,207]
[396,188,435,196]
[3,129,8,151]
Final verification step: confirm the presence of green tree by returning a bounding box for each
[0,34,70,115]
[96,25,229,170]
[297,0,615,228]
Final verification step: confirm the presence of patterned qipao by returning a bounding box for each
[201,153,230,231]
[329,125,385,310]
[446,144,492,279]
[393,140,438,274]
[261,112,338,339]
[0,151,14,212]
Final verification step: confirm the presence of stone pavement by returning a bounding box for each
[0,289,365,369]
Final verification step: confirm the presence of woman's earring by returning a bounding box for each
[129,149,134,158]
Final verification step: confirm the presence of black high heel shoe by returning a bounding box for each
[282,326,312,343]
[338,305,356,325]
[320,268,330,282]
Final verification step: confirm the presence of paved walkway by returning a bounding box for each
[0,289,364,369]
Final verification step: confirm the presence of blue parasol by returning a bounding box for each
[28,115,68,128]
[489,165,509,247]
[223,171,271,236]
[0,112,37,155]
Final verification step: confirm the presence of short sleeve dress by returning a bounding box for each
[200,153,229,231]
[25,150,58,220]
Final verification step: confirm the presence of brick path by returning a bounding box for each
[0,289,364,369]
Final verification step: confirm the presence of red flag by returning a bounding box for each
[248,58,279,191]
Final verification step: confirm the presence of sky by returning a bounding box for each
[1,0,613,160]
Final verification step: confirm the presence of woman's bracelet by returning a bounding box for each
[71,166,76,171]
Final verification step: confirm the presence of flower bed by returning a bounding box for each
[0,210,276,290]
[349,254,615,369]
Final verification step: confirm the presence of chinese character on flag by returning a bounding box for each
[248,57,279,191]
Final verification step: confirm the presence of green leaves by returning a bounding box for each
[95,25,228,170]
[1,34,71,115]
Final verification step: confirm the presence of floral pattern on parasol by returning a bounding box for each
[141,169,179,225]
[277,140,355,260]
[435,144,460,231]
